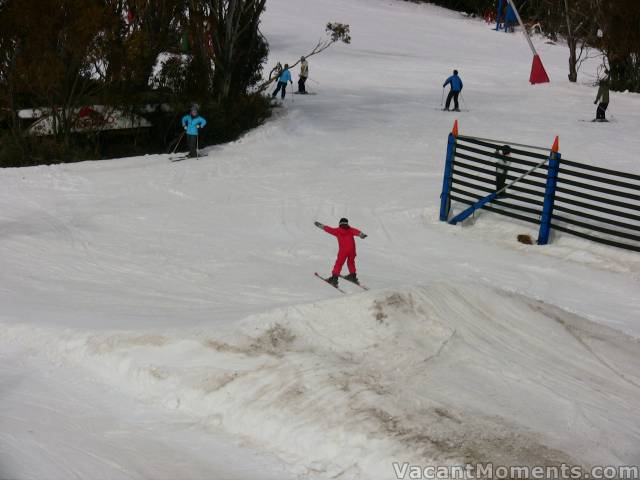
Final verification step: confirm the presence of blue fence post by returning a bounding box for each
[538,136,560,245]
[439,121,458,221]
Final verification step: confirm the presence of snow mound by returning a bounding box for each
[3,282,639,478]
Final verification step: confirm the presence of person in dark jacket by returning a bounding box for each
[495,145,511,197]
[594,73,610,122]
[443,70,463,112]
[315,218,367,286]
[181,105,207,158]
[272,64,293,100]
[505,3,517,32]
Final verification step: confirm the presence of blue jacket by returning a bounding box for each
[278,69,292,83]
[443,74,463,92]
[182,114,206,135]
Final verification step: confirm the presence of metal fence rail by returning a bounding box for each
[552,157,640,252]
[440,127,640,253]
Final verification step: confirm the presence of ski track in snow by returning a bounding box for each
[2,0,640,478]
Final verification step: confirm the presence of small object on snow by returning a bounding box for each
[314,272,346,293]
[517,234,534,245]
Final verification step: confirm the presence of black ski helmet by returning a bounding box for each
[501,145,511,155]
[453,69,458,75]
[339,217,349,227]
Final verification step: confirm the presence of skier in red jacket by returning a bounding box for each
[315,218,367,286]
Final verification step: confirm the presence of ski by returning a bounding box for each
[170,153,208,162]
[314,273,346,293]
[339,275,369,290]
[293,92,317,95]
[436,108,470,112]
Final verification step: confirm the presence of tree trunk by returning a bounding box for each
[567,37,578,82]
[564,0,578,82]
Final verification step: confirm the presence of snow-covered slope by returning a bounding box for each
[2,0,640,478]
[3,283,640,479]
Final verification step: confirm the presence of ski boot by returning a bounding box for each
[343,273,359,284]
[327,275,339,287]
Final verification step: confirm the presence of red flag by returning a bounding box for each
[530,54,550,84]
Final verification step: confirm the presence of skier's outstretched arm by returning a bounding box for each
[315,221,339,235]
[349,227,367,239]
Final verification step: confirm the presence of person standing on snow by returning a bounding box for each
[181,105,207,158]
[495,144,511,197]
[315,218,367,286]
[272,64,293,100]
[443,69,463,112]
[594,73,610,122]
[504,3,517,32]
[297,56,309,94]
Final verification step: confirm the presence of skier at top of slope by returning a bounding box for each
[181,104,207,158]
[594,71,610,122]
[315,218,367,287]
[443,69,463,112]
[272,64,293,100]
[297,56,309,94]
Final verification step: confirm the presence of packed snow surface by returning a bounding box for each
[2,0,640,478]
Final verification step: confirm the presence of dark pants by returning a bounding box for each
[272,81,288,99]
[298,77,307,93]
[187,134,198,157]
[496,171,508,196]
[596,102,608,120]
[445,90,460,110]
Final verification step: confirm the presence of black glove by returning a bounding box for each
[314,221,323,228]
[594,100,597,104]
[359,233,367,239]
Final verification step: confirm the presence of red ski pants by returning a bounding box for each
[332,251,356,276]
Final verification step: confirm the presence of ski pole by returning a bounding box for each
[460,92,468,110]
[171,131,185,154]
[196,132,199,159]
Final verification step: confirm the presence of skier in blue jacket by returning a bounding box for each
[181,104,207,158]
[443,70,463,112]
[272,64,293,100]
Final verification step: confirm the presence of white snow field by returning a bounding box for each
[2,0,640,478]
